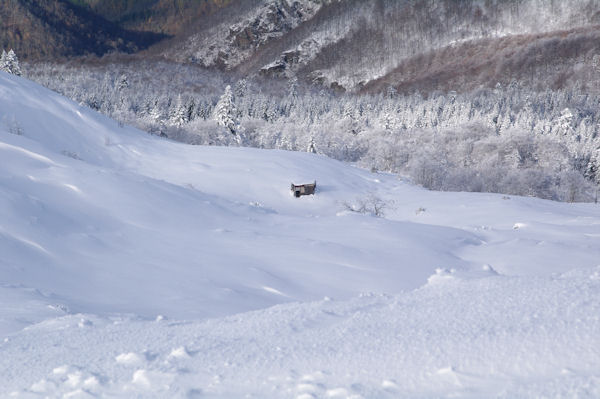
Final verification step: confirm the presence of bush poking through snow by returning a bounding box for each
[61,150,81,160]
[8,120,23,136]
[342,194,389,217]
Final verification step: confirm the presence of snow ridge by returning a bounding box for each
[2,270,600,397]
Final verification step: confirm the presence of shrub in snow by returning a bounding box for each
[7,119,23,135]
[343,194,389,217]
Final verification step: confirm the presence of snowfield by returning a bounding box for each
[1,71,600,398]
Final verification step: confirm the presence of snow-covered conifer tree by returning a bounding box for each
[196,100,212,120]
[150,99,163,123]
[8,50,21,76]
[234,79,247,98]
[557,108,574,136]
[1,49,22,76]
[262,100,276,123]
[141,95,154,116]
[0,50,8,72]
[185,98,196,122]
[171,95,189,126]
[116,74,129,91]
[307,135,317,153]
[386,86,397,99]
[381,106,398,131]
[288,77,298,99]
[213,85,237,134]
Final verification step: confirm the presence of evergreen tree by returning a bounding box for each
[185,98,196,122]
[557,108,574,136]
[196,100,212,120]
[0,50,8,72]
[171,95,189,126]
[386,85,397,99]
[381,105,398,131]
[116,74,129,91]
[234,79,247,98]
[213,85,237,134]
[288,77,298,99]
[150,98,163,122]
[1,49,22,76]
[8,50,21,76]
[307,135,317,153]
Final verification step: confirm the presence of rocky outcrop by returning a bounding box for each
[169,0,323,70]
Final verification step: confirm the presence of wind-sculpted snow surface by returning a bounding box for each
[2,271,600,398]
[1,72,600,397]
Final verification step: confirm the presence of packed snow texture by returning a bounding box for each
[1,72,600,397]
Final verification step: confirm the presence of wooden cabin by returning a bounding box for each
[291,181,317,197]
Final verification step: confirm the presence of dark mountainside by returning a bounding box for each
[65,0,233,35]
[363,25,600,94]
[0,0,166,60]
[5,0,600,93]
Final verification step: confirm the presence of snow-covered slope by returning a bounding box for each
[165,0,600,91]
[0,71,480,325]
[1,71,600,397]
[170,0,324,69]
[4,272,600,398]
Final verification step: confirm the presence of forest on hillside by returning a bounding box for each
[64,0,233,34]
[23,60,600,202]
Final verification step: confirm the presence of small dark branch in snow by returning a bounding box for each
[343,194,390,217]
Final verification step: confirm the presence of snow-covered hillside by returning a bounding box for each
[173,0,323,69]
[166,0,600,90]
[1,72,600,397]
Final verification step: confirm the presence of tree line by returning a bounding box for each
[22,60,600,202]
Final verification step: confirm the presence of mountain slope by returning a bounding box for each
[0,0,165,60]
[6,0,600,92]
[363,24,600,94]
[66,0,233,35]
[161,0,324,69]
[160,0,600,92]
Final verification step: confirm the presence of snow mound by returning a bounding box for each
[1,72,600,397]
[0,71,492,327]
[2,271,599,398]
